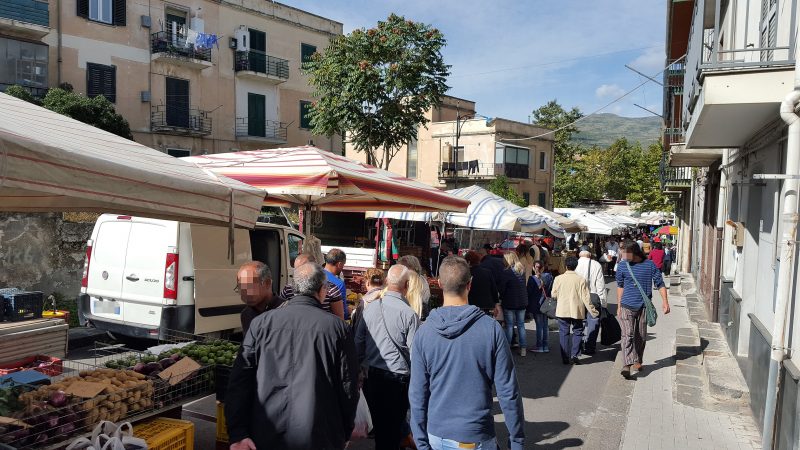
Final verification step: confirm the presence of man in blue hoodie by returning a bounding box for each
[410,256,525,450]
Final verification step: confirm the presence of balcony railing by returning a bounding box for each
[439,161,529,179]
[235,117,288,141]
[151,105,212,136]
[0,82,47,99]
[660,155,693,190]
[684,0,797,118]
[150,31,212,63]
[234,51,289,79]
[0,0,49,27]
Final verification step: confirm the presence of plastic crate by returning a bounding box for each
[214,364,231,402]
[216,401,228,443]
[2,290,43,322]
[134,418,195,450]
[0,355,63,377]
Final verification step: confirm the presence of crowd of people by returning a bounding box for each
[223,227,673,449]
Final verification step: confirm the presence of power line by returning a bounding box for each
[449,44,663,78]
[501,54,686,142]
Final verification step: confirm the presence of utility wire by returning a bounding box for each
[502,54,686,142]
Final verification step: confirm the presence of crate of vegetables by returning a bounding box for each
[0,355,63,377]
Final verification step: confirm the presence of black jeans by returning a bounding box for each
[364,368,410,450]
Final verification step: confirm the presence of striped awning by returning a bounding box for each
[0,93,265,228]
[525,205,586,233]
[184,146,470,213]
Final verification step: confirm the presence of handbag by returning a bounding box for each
[623,260,658,327]
[540,296,558,319]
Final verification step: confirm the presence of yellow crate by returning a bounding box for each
[216,401,228,443]
[134,417,195,450]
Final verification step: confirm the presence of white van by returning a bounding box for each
[77,214,304,340]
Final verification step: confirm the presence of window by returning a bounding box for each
[301,43,317,63]
[300,101,313,129]
[538,192,546,207]
[407,137,418,178]
[288,234,303,266]
[166,148,190,157]
[0,38,48,90]
[759,0,777,61]
[522,192,530,206]
[86,63,116,103]
[539,151,547,171]
[77,0,126,25]
[249,29,267,73]
[248,93,266,137]
[165,77,190,127]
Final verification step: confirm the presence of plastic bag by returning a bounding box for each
[351,389,372,439]
[66,421,148,450]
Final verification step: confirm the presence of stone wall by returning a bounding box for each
[0,213,94,298]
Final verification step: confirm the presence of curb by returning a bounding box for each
[583,349,635,449]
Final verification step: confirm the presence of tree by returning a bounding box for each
[487,176,526,207]
[5,85,37,104]
[531,100,584,163]
[627,141,672,212]
[302,13,450,169]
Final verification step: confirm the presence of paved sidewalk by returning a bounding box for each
[618,283,761,450]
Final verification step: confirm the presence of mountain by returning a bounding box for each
[571,113,662,149]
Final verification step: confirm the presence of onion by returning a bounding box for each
[47,414,59,428]
[48,390,68,408]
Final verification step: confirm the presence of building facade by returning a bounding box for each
[348,95,556,207]
[0,0,343,156]
[663,0,799,446]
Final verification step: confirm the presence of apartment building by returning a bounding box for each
[0,0,343,156]
[348,95,556,208]
[663,0,799,445]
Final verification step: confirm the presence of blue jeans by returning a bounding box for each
[534,313,549,349]
[429,434,497,450]
[558,317,585,361]
[504,309,527,349]
[584,313,601,353]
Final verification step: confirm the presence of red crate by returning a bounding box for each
[0,355,63,377]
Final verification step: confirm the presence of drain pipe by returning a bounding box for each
[762,59,800,449]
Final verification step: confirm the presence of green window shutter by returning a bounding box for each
[300,101,312,129]
[301,43,316,63]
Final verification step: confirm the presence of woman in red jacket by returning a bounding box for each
[648,241,666,270]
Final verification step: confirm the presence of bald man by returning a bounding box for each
[237,261,284,335]
[356,264,420,449]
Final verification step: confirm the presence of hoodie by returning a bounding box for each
[409,305,525,450]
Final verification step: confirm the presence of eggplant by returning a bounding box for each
[170,353,182,362]
[158,358,175,369]
[143,362,161,375]
[133,362,146,373]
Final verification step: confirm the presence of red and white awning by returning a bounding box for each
[184,146,470,213]
[0,92,265,228]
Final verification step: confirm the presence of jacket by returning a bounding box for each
[225,295,360,450]
[575,257,607,307]
[468,265,499,310]
[497,268,528,310]
[551,271,599,320]
[480,255,505,282]
[355,290,420,375]
[409,305,524,450]
[527,275,544,314]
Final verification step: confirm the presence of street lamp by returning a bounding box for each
[453,104,492,189]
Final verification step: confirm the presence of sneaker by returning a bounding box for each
[520,348,527,357]
[543,345,551,353]
[570,357,582,365]
[530,346,544,353]
[621,365,632,379]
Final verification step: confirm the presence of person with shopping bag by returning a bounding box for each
[615,240,671,379]
[551,257,600,365]
[575,247,607,354]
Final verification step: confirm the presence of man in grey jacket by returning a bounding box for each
[356,264,420,449]
[226,262,359,450]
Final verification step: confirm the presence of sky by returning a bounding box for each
[286,0,667,123]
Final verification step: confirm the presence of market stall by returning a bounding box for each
[555,208,625,236]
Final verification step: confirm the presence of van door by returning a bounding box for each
[250,228,282,291]
[191,225,252,334]
[120,219,176,327]
[286,232,304,289]
[87,219,131,322]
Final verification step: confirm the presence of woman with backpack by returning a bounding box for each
[615,240,670,379]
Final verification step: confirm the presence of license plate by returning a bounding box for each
[93,299,120,315]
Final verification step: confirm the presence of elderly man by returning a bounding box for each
[324,248,348,320]
[280,253,316,299]
[356,264,420,450]
[410,256,524,450]
[552,256,600,365]
[236,261,284,335]
[576,246,607,354]
[226,262,359,450]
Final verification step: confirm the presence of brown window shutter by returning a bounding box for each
[113,0,126,26]
[77,0,89,18]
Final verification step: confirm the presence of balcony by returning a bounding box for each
[151,105,212,136]
[0,82,48,99]
[151,31,213,70]
[0,0,49,39]
[669,142,723,167]
[438,161,529,180]
[234,51,289,84]
[235,117,288,143]
[682,0,796,150]
[661,165,693,191]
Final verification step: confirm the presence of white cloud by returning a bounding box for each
[595,84,626,99]
[629,46,666,74]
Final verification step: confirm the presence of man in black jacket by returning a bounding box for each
[226,262,360,450]
[465,251,499,315]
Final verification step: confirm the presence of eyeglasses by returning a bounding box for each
[233,284,241,294]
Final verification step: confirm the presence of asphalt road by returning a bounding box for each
[66,279,621,450]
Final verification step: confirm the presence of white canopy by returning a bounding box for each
[369,185,566,237]
[595,212,633,230]
[555,208,623,236]
[526,205,585,233]
[0,93,265,227]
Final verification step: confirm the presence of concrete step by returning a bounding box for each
[705,354,750,403]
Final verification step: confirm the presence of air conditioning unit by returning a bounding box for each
[235,26,248,51]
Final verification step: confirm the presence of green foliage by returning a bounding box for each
[531,99,583,164]
[42,88,133,139]
[4,85,37,104]
[487,176,526,207]
[572,113,662,149]
[302,13,450,169]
